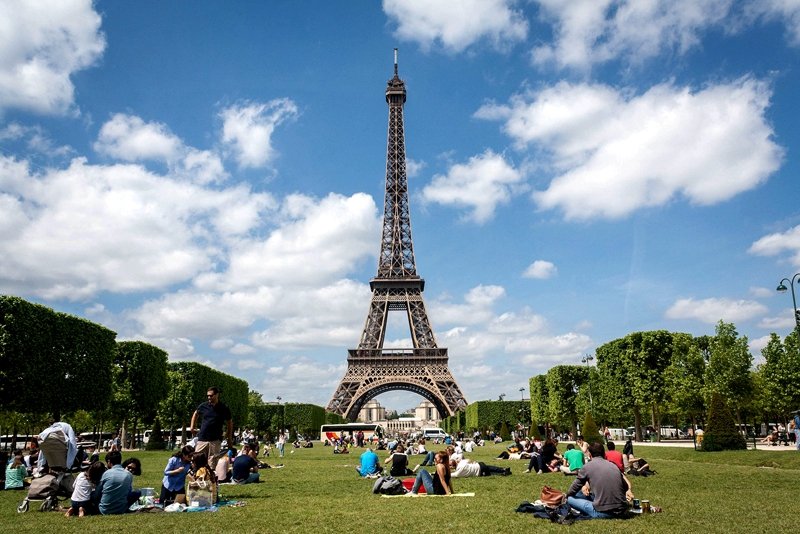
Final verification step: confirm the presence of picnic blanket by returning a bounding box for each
[381,492,475,498]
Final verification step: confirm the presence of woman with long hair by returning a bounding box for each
[408,451,453,495]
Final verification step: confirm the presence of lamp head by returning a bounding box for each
[777,283,788,292]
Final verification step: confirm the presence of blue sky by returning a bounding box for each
[2,0,800,413]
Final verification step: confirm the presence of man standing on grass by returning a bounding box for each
[190,386,233,470]
[792,409,800,450]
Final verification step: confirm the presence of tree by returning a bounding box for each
[595,338,635,428]
[545,365,588,436]
[111,341,169,447]
[158,368,194,446]
[760,331,800,419]
[701,392,746,451]
[703,321,753,423]
[626,331,673,440]
[663,333,706,427]
[529,375,549,435]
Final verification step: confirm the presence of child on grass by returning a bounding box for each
[66,461,106,517]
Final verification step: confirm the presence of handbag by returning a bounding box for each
[540,485,565,507]
[186,468,217,507]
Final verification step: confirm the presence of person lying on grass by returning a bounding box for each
[407,451,453,495]
[450,457,511,478]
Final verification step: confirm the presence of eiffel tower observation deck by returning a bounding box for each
[327,50,467,420]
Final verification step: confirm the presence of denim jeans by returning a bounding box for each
[527,452,543,472]
[419,451,435,466]
[235,472,259,484]
[567,493,617,519]
[411,469,434,494]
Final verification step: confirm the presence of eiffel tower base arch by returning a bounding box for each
[327,349,467,421]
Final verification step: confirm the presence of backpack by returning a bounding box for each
[372,475,406,495]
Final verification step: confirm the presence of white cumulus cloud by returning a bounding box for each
[476,78,782,220]
[383,0,528,53]
[0,0,105,114]
[421,149,525,223]
[220,99,298,169]
[523,260,557,279]
[748,225,800,268]
[532,0,733,70]
[665,297,768,324]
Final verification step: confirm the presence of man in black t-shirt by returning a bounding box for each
[190,386,233,470]
[231,447,260,484]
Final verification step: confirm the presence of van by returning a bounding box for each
[421,428,448,441]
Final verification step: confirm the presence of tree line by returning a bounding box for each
[0,296,336,446]
[528,321,800,441]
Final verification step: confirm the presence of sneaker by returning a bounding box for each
[412,464,421,473]
[523,469,530,473]
[504,468,512,476]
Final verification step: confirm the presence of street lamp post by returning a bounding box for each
[581,354,594,414]
[776,273,800,331]
[519,387,525,401]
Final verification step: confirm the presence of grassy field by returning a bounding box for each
[1,442,798,533]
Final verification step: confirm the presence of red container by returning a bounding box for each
[401,478,425,493]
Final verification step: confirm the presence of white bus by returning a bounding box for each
[320,423,384,444]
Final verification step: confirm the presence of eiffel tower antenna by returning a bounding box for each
[327,51,467,420]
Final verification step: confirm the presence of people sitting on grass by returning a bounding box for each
[232,446,260,484]
[122,457,142,477]
[605,441,624,472]
[160,445,194,505]
[413,439,436,471]
[356,446,382,477]
[385,444,413,476]
[559,443,584,475]
[4,453,28,489]
[215,449,233,483]
[450,457,510,477]
[622,438,634,470]
[566,442,633,519]
[524,438,561,473]
[96,450,135,515]
[627,456,653,476]
[407,451,453,495]
[66,460,106,517]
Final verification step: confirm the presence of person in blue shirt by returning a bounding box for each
[95,450,134,514]
[355,447,382,477]
[159,446,193,505]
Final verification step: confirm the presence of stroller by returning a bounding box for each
[17,428,77,513]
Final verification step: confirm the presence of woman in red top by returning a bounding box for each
[605,441,624,471]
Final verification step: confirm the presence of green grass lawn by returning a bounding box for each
[1,442,798,533]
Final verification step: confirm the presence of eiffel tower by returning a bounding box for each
[327,50,467,421]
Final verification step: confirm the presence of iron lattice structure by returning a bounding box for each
[327,52,467,420]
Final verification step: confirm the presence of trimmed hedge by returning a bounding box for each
[465,400,528,435]
[0,296,116,419]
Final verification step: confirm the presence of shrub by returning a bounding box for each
[145,417,167,451]
[580,411,602,444]
[701,392,746,451]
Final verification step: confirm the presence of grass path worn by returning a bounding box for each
[1,442,797,533]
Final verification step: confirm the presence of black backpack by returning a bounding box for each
[372,475,406,495]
